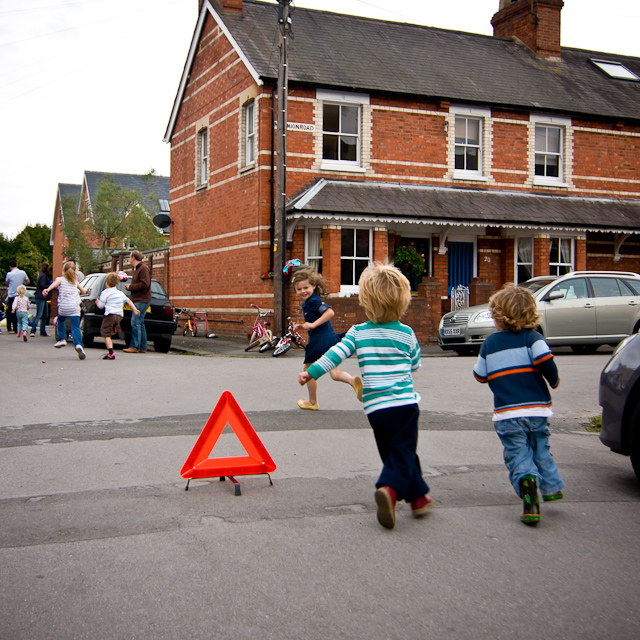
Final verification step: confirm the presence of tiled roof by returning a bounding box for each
[58,183,81,214]
[84,171,170,212]
[287,179,640,233]
[219,1,640,121]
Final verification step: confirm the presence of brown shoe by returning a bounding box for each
[139,349,147,353]
[122,347,139,353]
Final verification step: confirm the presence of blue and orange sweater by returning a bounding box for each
[473,329,560,421]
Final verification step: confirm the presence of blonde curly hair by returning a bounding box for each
[489,284,540,332]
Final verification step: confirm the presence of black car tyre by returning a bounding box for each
[79,315,94,347]
[571,345,599,355]
[629,401,640,482]
[453,348,479,357]
[154,337,171,353]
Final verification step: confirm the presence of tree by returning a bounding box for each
[0,224,53,284]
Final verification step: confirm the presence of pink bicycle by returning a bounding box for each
[245,304,273,351]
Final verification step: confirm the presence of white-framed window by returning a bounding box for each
[340,227,371,295]
[549,237,574,276]
[243,100,255,167]
[318,89,368,171]
[196,127,208,188]
[516,237,533,283]
[455,116,481,172]
[531,114,570,186]
[305,228,323,274]
[450,105,490,180]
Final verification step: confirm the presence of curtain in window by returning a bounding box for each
[518,237,533,264]
[560,238,572,264]
[307,229,322,272]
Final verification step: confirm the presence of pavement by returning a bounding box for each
[0,330,638,640]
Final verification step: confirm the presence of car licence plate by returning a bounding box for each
[443,327,461,336]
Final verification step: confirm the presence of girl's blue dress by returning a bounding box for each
[302,292,342,364]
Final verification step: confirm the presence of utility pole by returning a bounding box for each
[273,0,291,337]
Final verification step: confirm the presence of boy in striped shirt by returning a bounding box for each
[473,284,564,525]
[299,262,432,530]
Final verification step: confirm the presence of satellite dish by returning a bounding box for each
[153,213,172,229]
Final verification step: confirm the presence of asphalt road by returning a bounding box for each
[0,332,638,640]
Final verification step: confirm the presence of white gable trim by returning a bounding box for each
[164,1,263,143]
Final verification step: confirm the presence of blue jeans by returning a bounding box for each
[31,299,48,335]
[56,314,83,348]
[16,311,29,333]
[494,416,564,497]
[130,302,148,351]
[368,403,429,503]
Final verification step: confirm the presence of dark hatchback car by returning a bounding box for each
[599,333,640,481]
[78,273,174,353]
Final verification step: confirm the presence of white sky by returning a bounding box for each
[1,0,639,238]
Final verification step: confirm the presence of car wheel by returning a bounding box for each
[80,315,94,347]
[571,345,599,355]
[453,348,479,357]
[629,402,640,482]
[154,337,171,353]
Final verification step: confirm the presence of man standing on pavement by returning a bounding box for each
[4,260,30,333]
[123,251,151,354]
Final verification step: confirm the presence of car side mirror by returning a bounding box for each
[544,290,565,302]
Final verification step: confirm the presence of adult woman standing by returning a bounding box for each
[30,262,52,337]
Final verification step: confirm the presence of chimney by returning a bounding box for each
[491,0,564,59]
[201,1,243,12]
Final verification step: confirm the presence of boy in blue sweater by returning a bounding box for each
[473,284,564,525]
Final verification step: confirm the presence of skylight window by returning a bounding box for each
[591,59,639,81]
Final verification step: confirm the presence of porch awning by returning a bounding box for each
[286,179,640,235]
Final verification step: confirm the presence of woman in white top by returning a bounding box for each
[43,262,87,360]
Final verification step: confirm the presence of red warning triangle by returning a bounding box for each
[180,390,276,479]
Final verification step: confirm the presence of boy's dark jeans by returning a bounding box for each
[368,403,429,503]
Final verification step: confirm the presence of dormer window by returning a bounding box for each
[591,59,639,81]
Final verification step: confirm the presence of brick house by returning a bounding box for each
[164,0,640,342]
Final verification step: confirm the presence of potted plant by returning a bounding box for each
[392,244,425,278]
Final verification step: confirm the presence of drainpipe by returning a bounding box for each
[270,87,276,273]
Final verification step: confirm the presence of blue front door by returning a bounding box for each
[448,242,474,295]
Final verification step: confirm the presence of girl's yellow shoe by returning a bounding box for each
[297,399,319,411]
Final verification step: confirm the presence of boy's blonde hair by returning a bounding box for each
[105,272,120,288]
[17,284,27,296]
[358,261,411,323]
[489,283,540,332]
[63,261,78,285]
[291,266,330,298]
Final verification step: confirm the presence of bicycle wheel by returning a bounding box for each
[245,330,263,351]
[182,324,188,336]
[191,320,197,337]
[258,337,277,353]
[273,339,292,357]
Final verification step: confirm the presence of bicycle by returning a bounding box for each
[272,317,306,357]
[174,308,198,336]
[245,304,273,351]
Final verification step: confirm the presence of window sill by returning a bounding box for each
[240,163,256,175]
[320,162,366,173]
[195,183,208,192]
[533,178,569,188]
[453,172,488,182]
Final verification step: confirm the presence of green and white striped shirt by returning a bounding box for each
[307,320,421,415]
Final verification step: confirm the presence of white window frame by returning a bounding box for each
[515,237,534,283]
[450,105,490,182]
[549,236,574,276]
[531,114,570,187]
[339,227,372,296]
[196,127,208,189]
[243,100,255,168]
[318,89,368,172]
[305,228,323,274]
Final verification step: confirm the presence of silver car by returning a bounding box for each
[438,271,640,356]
